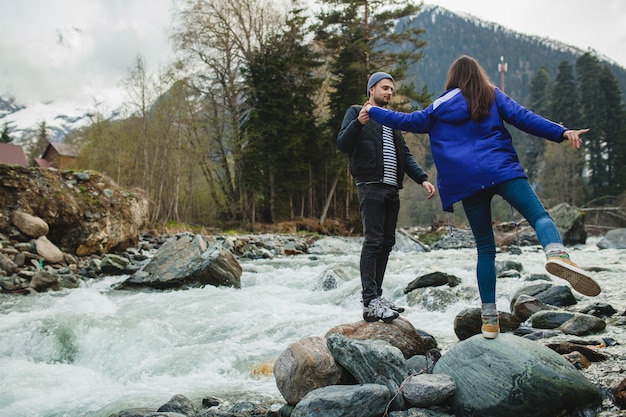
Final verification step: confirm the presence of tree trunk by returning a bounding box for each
[320,168,341,225]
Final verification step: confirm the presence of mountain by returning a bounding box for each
[1,4,625,147]
[400,5,626,105]
[0,94,122,153]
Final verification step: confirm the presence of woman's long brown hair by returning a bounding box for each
[445,55,496,120]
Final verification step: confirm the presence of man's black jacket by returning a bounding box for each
[337,104,428,188]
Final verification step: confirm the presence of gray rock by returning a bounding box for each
[34,236,65,264]
[597,228,626,249]
[402,373,456,407]
[529,310,576,329]
[549,203,587,245]
[326,333,406,386]
[11,211,49,238]
[432,334,601,417]
[389,408,454,417]
[404,271,461,292]
[512,294,557,322]
[157,394,196,416]
[559,313,606,336]
[121,234,241,290]
[291,384,391,417]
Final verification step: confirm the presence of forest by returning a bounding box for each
[14,0,626,232]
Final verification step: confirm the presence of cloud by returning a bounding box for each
[0,0,174,105]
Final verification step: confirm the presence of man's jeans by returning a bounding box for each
[462,178,562,304]
[357,183,400,307]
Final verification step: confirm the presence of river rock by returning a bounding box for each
[549,202,586,245]
[510,283,577,309]
[273,336,350,405]
[402,373,456,407]
[291,384,391,417]
[453,307,521,341]
[29,270,61,292]
[120,233,242,290]
[614,377,626,408]
[558,313,606,336]
[529,310,577,329]
[512,294,557,321]
[34,236,65,264]
[326,333,406,386]
[326,318,436,358]
[11,211,49,238]
[404,271,461,292]
[596,228,626,249]
[388,409,454,417]
[432,333,601,417]
[156,394,196,416]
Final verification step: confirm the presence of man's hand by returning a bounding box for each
[421,181,436,200]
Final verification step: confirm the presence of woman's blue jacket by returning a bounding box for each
[368,88,567,212]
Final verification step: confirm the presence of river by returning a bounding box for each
[0,235,624,417]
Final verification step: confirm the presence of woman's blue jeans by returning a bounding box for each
[461,178,562,304]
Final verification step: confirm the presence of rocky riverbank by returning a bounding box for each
[1,165,625,416]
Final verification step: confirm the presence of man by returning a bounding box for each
[337,72,436,323]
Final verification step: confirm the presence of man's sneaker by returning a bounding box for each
[379,296,405,313]
[363,297,399,323]
[545,250,601,296]
[481,303,499,339]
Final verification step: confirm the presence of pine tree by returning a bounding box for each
[524,66,553,182]
[313,0,430,221]
[597,65,626,194]
[1,121,14,143]
[576,53,606,198]
[27,120,51,162]
[241,6,323,225]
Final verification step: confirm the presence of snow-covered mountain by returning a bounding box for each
[0,92,123,148]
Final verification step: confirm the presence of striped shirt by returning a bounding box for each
[382,126,398,187]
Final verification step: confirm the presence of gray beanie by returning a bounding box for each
[367,72,394,97]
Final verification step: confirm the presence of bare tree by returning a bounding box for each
[171,0,283,221]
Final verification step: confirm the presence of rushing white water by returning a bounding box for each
[0,235,624,417]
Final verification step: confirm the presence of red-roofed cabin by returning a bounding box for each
[36,142,80,169]
[0,143,28,167]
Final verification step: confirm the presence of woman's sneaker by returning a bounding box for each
[545,250,601,296]
[481,303,499,339]
[379,296,405,313]
[363,297,399,323]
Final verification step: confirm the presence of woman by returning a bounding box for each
[364,55,600,339]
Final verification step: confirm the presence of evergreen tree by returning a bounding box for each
[27,120,51,162]
[597,65,626,194]
[241,6,323,225]
[576,53,605,198]
[524,66,553,182]
[576,53,626,197]
[540,60,585,206]
[313,0,430,221]
[1,121,14,143]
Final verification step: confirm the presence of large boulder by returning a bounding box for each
[0,165,149,256]
[120,233,242,290]
[326,318,436,358]
[549,203,586,245]
[432,334,601,417]
[273,336,351,405]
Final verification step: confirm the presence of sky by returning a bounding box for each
[1,0,626,108]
